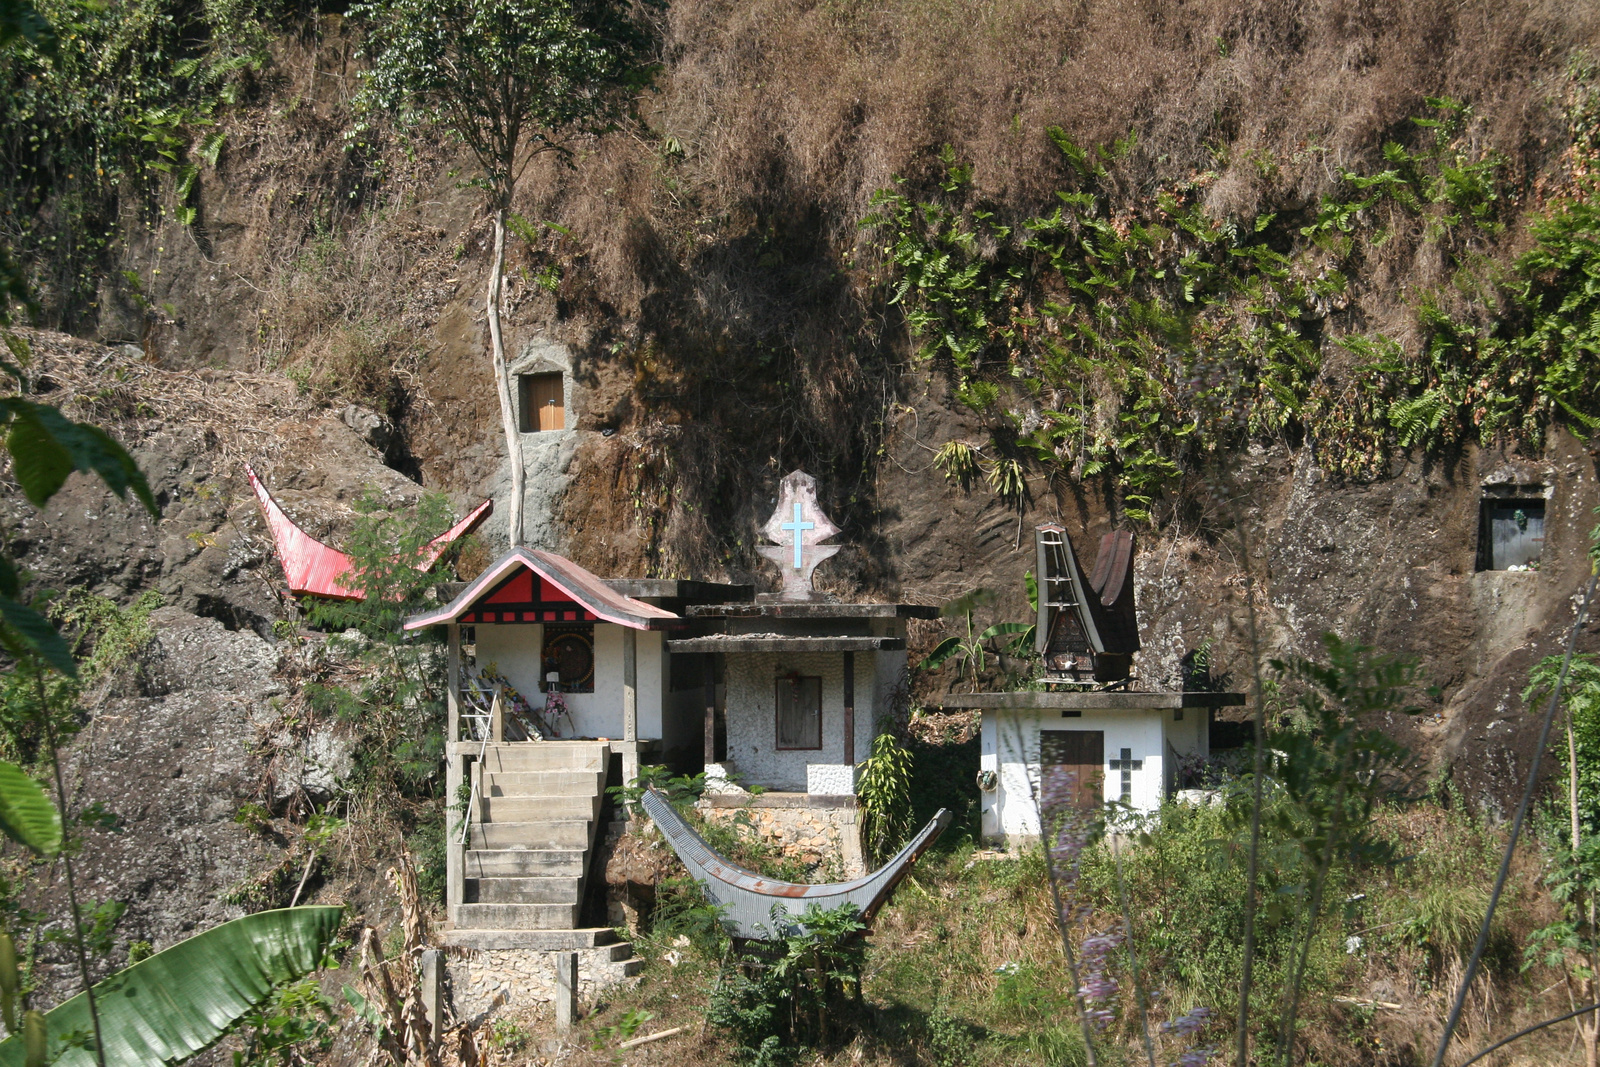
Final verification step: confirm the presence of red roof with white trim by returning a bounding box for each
[403,547,682,631]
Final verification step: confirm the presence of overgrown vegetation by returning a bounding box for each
[706,903,867,1066]
[867,81,1600,520]
[856,729,913,865]
[295,485,459,797]
[0,0,284,325]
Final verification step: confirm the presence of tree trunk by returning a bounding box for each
[488,206,525,547]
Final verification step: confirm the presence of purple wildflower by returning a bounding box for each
[1040,764,1078,814]
[1162,1005,1215,1067]
[1160,1005,1211,1037]
[1076,929,1123,1027]
[1041,767,1093,895]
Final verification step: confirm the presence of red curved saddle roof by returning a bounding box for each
[245,463,492,600]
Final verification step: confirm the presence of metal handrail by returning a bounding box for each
[459,749,485,846]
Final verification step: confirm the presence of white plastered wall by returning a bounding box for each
[721,651,880,792]
[979,708,1169,842]
[471,623,665,740]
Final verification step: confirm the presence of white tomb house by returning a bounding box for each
[940,524,1244,845]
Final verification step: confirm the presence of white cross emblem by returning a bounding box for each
[757,471,841,599]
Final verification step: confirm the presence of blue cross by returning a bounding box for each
[781,501,813,569]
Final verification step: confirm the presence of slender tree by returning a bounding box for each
[355,0,658,546]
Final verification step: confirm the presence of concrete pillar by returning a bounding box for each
[446,756,465,917]
[446,625,461,744]
[420,949,443,1040]
[445,626,464,919]
[842,651,855,767]
[622,628,639,788]
[703,657,717,767]
[554,951,578,1034]
[622,627,638,742]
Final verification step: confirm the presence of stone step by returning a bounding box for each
[480,795,601,822]
[477,745,608,773]
[602,941,638,963]
[464,876,581,904]
[443,928,619,950]
[469,820,591,850]
[453,902,580,930]
[465,849,587,877]
[482,770,606,796]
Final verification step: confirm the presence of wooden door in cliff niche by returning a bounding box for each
[519,372,565,432]
[1040,730,1104,812]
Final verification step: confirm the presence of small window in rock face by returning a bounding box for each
[518,372,565,432]
[1478,491,1546,571]
[775,674,822,750]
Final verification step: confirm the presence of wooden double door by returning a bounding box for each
[1041,729,1104,812]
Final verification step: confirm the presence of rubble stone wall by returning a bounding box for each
[445,945,638,1022]
[698,798,865,879]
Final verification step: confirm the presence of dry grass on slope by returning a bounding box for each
[631,0,1593,237]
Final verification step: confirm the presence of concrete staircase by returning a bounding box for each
[453,742,609,931]
[441,742,640,985]
[446,743,640,978]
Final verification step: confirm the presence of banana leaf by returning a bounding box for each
[0,906,343,1067]
[917,636,963,671]
[0,761,60,858]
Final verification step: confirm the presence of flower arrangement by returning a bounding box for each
[541,690,572,738]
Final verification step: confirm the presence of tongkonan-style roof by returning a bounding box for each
[246,463,493,600]
[402,547,683,631]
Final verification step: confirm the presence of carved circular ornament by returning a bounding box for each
[544,631,594,690]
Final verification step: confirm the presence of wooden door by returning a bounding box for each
[521,372,565,431]
[1040,729,1104,812]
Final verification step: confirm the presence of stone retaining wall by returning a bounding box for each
[698,795,864,879]
[446,945,639,1022]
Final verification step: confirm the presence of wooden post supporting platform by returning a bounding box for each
[555,951,578,1034]
[843,651,855,767]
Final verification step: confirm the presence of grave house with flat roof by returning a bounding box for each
[938,524,1244,845]
[670,471,939,877]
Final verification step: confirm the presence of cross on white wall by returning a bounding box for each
[1108,747,1142,803]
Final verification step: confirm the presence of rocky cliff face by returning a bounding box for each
[4,330,431,998]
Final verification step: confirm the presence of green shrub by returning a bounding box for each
[706,903,867,1064]
[407,810,446,905]
[857,730,914,864]
[925,1005,976,1067]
